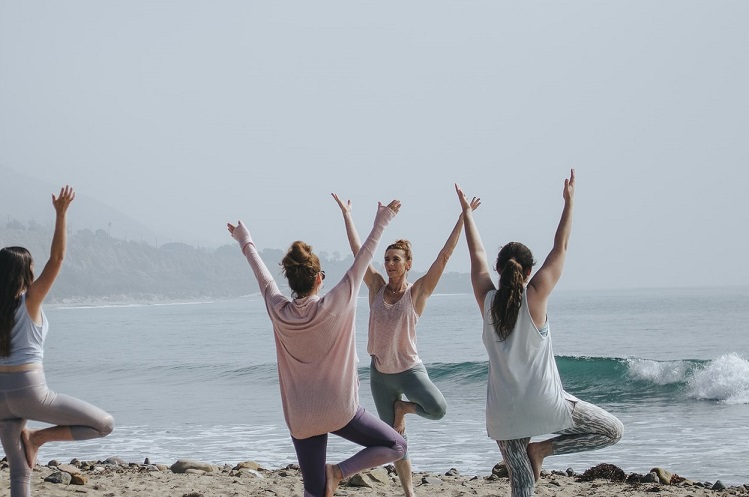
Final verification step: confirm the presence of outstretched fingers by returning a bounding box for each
[331,193,352,214]
[385,199,401,214]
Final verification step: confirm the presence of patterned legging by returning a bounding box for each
[497,398,623,497]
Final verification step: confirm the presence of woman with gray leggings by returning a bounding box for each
[332,193,479,497]
[0,186,114,497]
[457,171,622,497]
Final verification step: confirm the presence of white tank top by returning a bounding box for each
[482,289,573,440]
[0,293,48,366]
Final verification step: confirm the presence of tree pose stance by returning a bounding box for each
[332,192,478,496]
[456,170,622,497]
[0,186,114,497]
[228,199,406,497]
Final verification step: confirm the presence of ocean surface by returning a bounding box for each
[15,286,749,485]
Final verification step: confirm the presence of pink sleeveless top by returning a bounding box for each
[367,283,421,374]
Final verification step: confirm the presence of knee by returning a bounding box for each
[421,396,447,421]
[428,402,447,421]
[99,413,115,437]
[608,417,624,444]
[394,434,408,461]
[434,398,447,420]
[596,414,623,447]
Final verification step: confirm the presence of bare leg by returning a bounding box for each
[393,400,417,435]
[394,458,416,497]
[325,463,343,497]
[22,426,74,468]
[526,439,553,482]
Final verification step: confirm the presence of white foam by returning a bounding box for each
[687,353,749,404]
[626,357,691,385]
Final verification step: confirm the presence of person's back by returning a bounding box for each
[482,289,572,440]
[0,293,48,367]
[457,171,622,497]
[0,187,114,497]
[229,199,407,497]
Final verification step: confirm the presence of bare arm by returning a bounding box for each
[527,169,576,325]
[455,184,495,315]
[411,199,480,315]
[331,193,384,295]
[26,186,76,322]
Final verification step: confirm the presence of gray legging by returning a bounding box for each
[0,367,114,497]
[369,359,447,459]
[497,398,623,497]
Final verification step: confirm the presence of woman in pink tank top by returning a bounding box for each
[332,192,479,497]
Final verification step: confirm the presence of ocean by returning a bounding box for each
[17,286,749,485]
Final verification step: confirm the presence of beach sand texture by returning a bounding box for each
[2,458,748,497]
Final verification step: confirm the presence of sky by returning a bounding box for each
[1,1,748,290]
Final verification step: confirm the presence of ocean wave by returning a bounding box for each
[418,355,749,405]
[686,353,749,404]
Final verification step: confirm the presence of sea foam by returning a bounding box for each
[687,353,749,404]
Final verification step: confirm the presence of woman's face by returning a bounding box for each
[384,248,410,279]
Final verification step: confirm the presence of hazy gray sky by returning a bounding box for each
[1,1,747,290]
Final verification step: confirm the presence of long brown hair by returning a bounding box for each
[281,241,321,298]
[490,242,535,341]
[0,247,34,357]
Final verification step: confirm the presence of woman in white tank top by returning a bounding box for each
[456,171,622,497]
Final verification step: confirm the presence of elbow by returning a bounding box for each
[48,253,65,266]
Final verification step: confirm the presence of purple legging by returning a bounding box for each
[291,406,407,497]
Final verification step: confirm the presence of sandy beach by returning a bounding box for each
[2,457,747,497]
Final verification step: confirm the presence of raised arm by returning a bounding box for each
[331,193,384,294]
[411,199,480,315]
[455,184,495,315]
[26,186,75,321]
[526,169,576,324]
[227,220,282,298]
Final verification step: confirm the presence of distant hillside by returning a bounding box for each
[0,164,160,247]
[0,224,471,302]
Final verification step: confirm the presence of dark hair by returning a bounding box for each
[490,242,536,341]
[385,239,412,261]
[281,241,321,298]
[0,247,34,357]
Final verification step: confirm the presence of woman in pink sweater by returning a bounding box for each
[228,199,406,497]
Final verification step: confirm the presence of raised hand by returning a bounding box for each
[455,184,479,213]
[331,193,352,215]
[563,169,576,202]
[52,185,75,214]
[384,199,401,214]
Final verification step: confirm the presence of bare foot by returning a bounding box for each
[526,441,552,482]
[20,428,39,468]
[393,399,419,435]
[325,463,342,497]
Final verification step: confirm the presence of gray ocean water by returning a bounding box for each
[14,286,749,485]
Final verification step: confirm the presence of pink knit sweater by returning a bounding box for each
[234,205,394,439]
